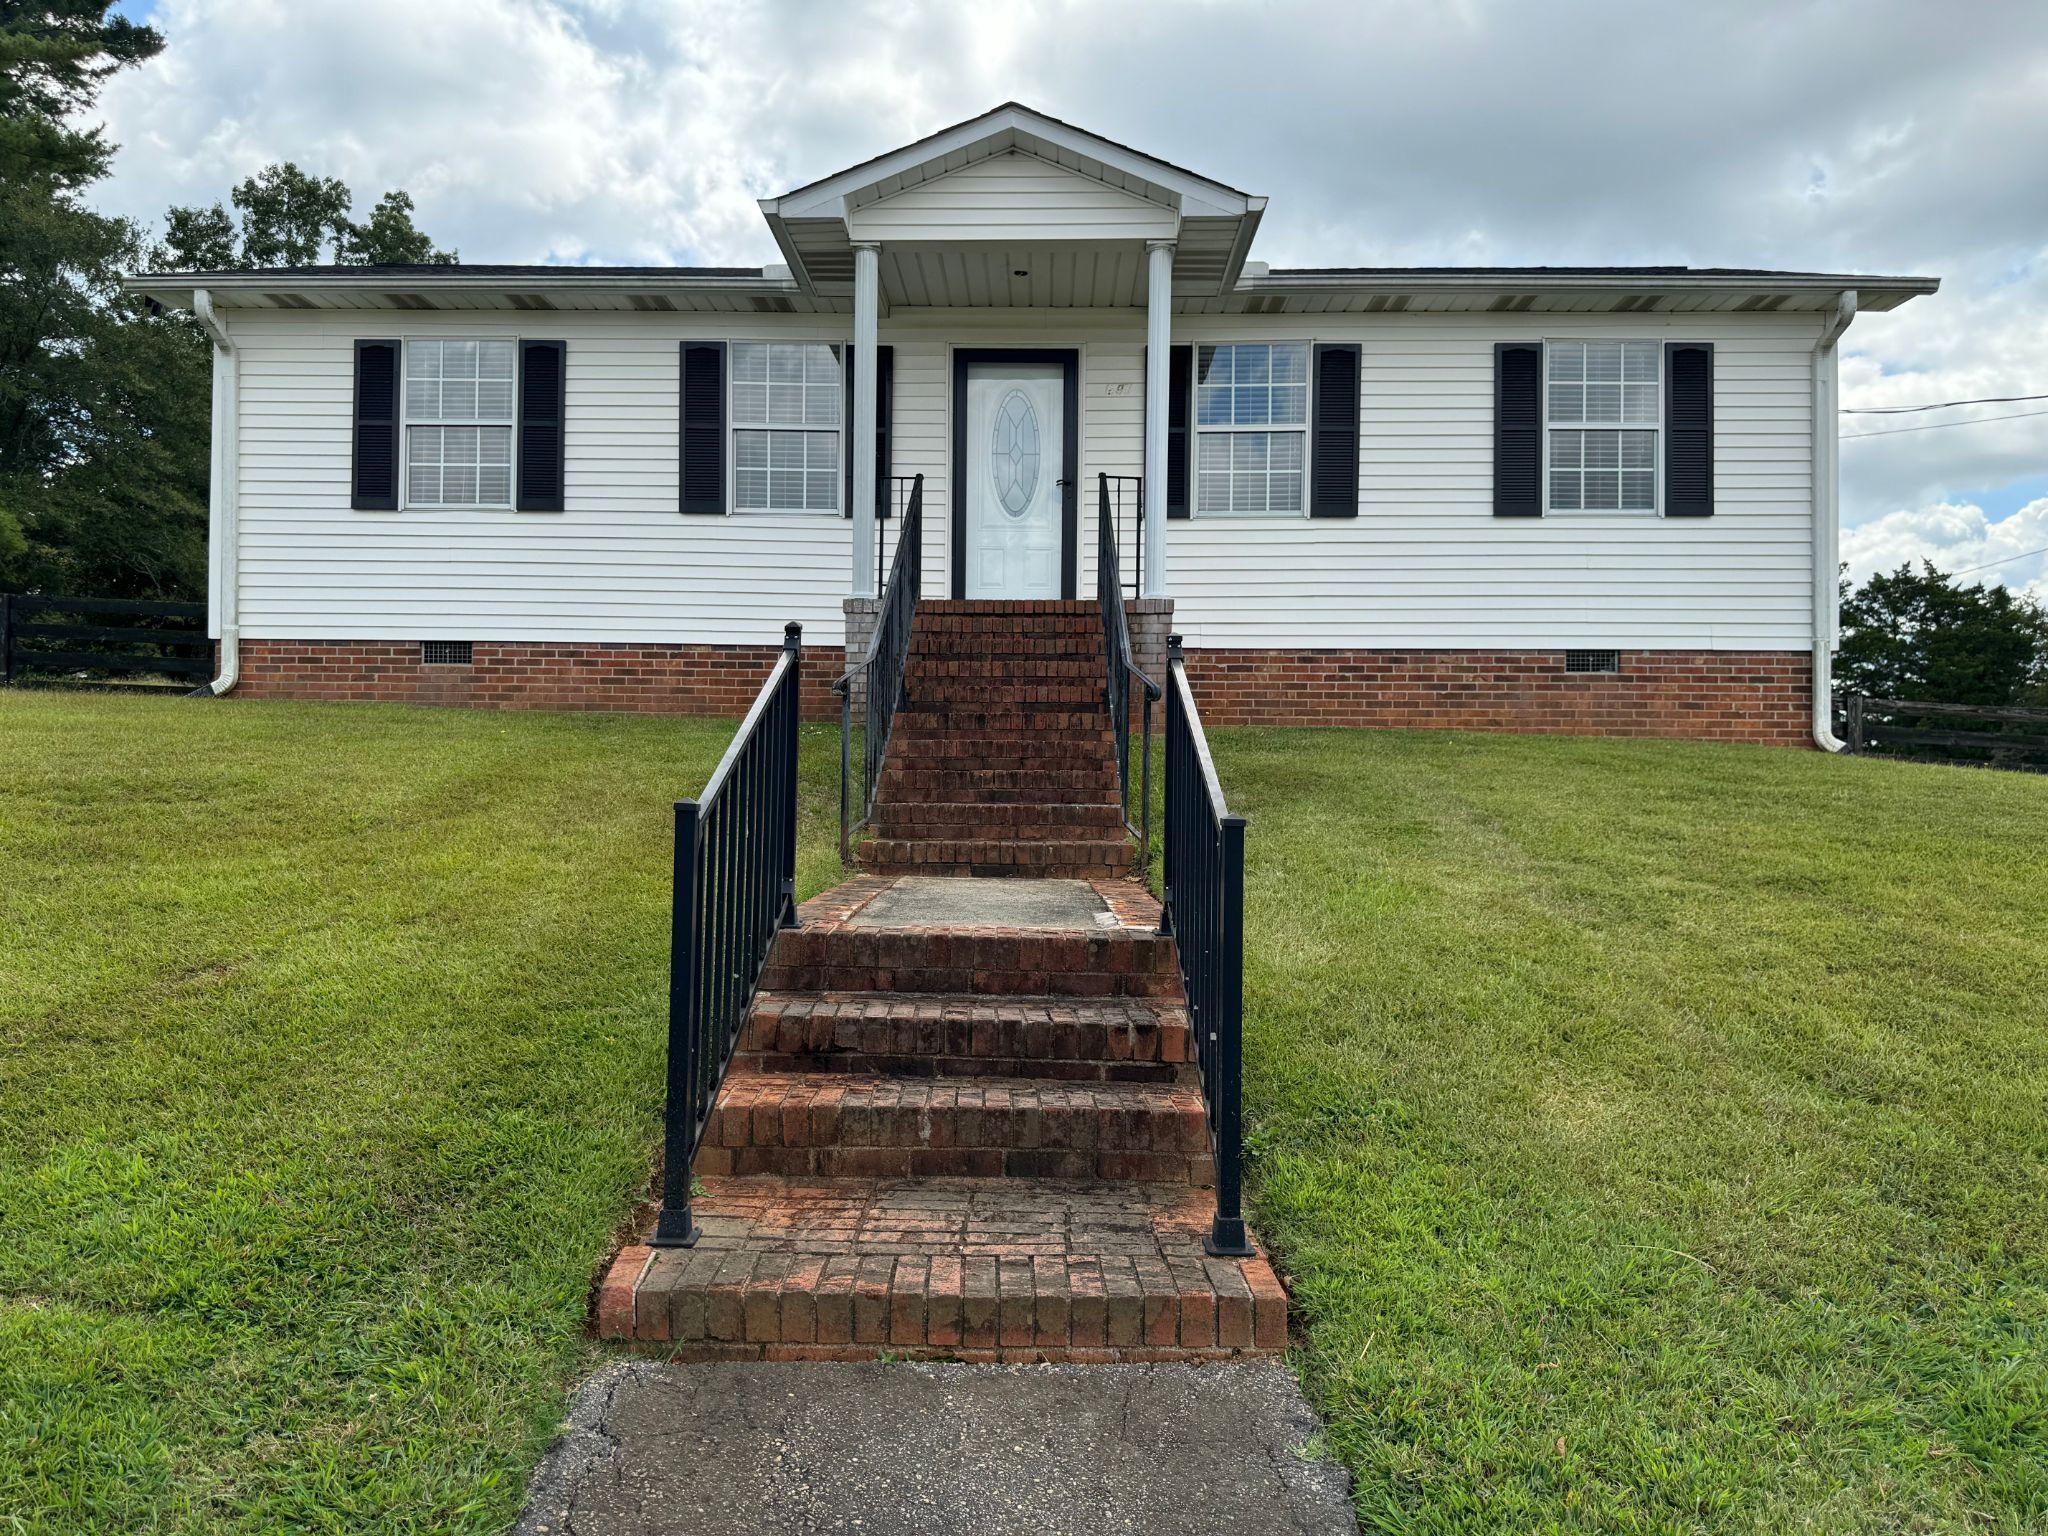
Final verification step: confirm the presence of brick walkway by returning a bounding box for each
[595,602,1283,1362]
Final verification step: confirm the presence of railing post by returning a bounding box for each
[1206,811,1252,1257]
[781,622,802,927]
[652,799,703,1248]
[1158,634,1183,938]
[1848,693,1866,755]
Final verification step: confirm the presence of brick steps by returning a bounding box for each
[857,837,1137,880]
[697,1073,1214,1184]
[871,801,1127,838]
[763,910,1167,993]
[882,767,1120,802]
[735,991,1192,1082]
[598,1177,1286,1362]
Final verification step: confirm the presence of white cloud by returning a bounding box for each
[89,0,2048,590]
[1841,497,2048,602]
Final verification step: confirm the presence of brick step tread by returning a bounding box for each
[599,1176,1284,1359]
[882,769,1120,795]
[873,802,1128,833]
[764,915,1169,997]
[892,725,1114,743]
[699,1073,1212,1183]
[737,991,1191,1079]
[900,699,1109,718]
[857,840,1138,881]
[883,746,1119,770]
[866,827,1130,850]
[905,659,1107,676]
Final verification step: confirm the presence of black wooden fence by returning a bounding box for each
[1841,695,2048,773]
[1,594,210,685]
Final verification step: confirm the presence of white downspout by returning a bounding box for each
[1810,289,1855,750]
[192,289,240,695]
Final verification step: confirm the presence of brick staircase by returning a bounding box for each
[596,603,1283,1362]
[858,601,1140,880]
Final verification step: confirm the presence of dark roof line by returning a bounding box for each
[133,264,765,281]
[1268,265,1935,283]
[773,101,1254,202]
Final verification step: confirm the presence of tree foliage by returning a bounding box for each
[2,5,454,602]
[1836,561,2048,708]
[0,2,201,597]
[166,166,455,270]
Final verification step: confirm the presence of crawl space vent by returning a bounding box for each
[1565,649,1620,675]
[422,640,473,666]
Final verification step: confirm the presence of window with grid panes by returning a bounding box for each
[731,341,840,512]
[1194,342,1309,515]
[1546,340,1659,513]
[404,339,515,507]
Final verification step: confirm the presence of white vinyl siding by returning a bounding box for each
[1546,340,1659,514]
[731,341,841,512]
[217,306,1822,655]
[1194,342,1308,515]
[846,151,1178,243]
[404,339,514,507]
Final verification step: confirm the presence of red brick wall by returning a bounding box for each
[231,639,1811,745]
[234,640,842,720]
[1179,648,1812,746]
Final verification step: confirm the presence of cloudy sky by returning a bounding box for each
[95,0,2048,599]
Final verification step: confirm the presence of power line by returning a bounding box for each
[1842,391,2048,415]
[1949,542,2048,578]
[1840,406,2048,440]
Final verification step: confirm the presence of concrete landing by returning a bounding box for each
[854,875,1116,931]
[516,1359,1358,1536]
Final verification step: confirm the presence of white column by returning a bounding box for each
[851,242,881,598]
[1143,239,1175,598]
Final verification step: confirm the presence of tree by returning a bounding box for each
[0,2,206,598]
[1836,561,2048,707]
[166,168,456,270]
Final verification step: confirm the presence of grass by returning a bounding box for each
[0,689,844,1533]
[3,691,2044,1533]
[1220,728,2048,1534]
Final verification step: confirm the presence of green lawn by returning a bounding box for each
[3,691,2044,1533]
[1223,728,2048,1534]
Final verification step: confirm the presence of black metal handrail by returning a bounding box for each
[652,622,805,1248]
[1099,474,1144,598]
[1097,475,1159,861]
[835,474,923,862]
[1160,634,1251,1257]
[875,475,918,595]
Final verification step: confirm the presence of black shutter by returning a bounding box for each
[679,341,726,515]
[352,339,400,510]
[516,340,565,512]
[1166,344,1192,519]
[843,344,894,518]
[1310,343,1361,518]
[1493,342,1543,517]
[1664,342,1715,517]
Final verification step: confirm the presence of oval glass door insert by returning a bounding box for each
[990,389,1041,517]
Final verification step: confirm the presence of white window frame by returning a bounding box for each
[1191,338,1314,519]
[400,336,518,511]
[1541,338,1664,517]
[727,338,844,515]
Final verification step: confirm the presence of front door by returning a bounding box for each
[962,359,1069,599]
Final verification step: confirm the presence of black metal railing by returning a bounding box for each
[836,474,923,862]
[1160,633,1251,1257]
[874,475,919,596]
[1097,474,1159,860]
[652,622,805,1247]
[2,593,210,685]
[1099,474,1144,598]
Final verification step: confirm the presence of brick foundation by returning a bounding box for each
[233,639,842,720]
[229,637,1812,745]
[1179,647,1813,746]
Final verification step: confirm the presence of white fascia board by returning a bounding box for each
[120,270,800,309]
[770,105,1252,222]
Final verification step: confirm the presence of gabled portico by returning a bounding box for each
[757,103,1267,606]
